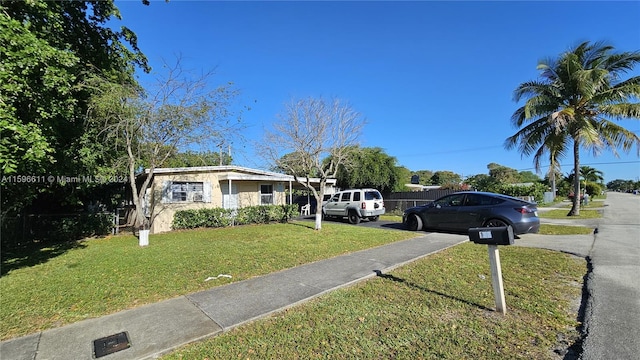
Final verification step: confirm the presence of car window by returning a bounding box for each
[365,191,381,200]
[340,192,351,201]
[464,194,480,206]
[353,191,361,201]
[464,194,493,206]
[434,194,465,207]
[331,194,340,202]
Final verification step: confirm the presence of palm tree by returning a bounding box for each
[580,165,605,184]
[505,41,640,216]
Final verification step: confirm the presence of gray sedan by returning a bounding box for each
[402,191,540,235]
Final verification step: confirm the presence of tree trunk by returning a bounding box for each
[126,136,150,232]
[550,154,557,198]
[314,212,322,230]
[313,180,327,230]
[567,140,581,216]
[293,174,325,230]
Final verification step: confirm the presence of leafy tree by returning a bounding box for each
[518,171,541,183]
[87,59,241,232]
[506,41,640,216]
[606,179,638,192]
[1,0,149,219]
[465,174,498,192]
[260,97,366,230]
[164,150,232,168]
[487,163,521,183]
[430,171,462,186]
[394,166,413,191]
[334,147,401,194]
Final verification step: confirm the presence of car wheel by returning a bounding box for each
[405,213,422,231]
[484,218,509,228]
[348,210,361,224]
[368,215,379,222]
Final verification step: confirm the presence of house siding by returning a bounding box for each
[149,172,221,234]
[147,172,290,234]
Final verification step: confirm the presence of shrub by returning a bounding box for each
[585,182,604,197]
[172,204,298,230]
[492,183,547,203]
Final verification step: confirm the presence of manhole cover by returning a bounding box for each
[93,332,130,358]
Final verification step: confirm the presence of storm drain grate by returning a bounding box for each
[93,332,130,358]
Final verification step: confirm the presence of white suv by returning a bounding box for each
[323,188,385,224]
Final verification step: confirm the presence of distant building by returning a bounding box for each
[404,184,442,192]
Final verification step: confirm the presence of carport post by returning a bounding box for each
[488,244,507,315]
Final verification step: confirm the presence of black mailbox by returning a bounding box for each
[469,226,514,245]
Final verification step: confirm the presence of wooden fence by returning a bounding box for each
[1,210,132,249]
[384,189,457,213]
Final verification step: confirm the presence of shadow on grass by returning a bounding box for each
[373,270,492,311]
[1,240,87,276]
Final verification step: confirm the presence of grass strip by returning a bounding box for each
[538,209,602,219]
[539,224,594,235]
[163,243,585,359]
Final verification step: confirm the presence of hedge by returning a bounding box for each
[172,204,298,230]
[489,183,547,203]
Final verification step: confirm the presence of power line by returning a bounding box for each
[517,160,640,172]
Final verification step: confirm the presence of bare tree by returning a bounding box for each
[259,97,365,230]
[88,58,242,239]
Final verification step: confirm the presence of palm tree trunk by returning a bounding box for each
[550,154,557,198]
[568,140,581,216]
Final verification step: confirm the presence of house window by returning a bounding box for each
[260,184,273,205]
[170,182,204,202]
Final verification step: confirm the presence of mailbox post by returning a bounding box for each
[469,226,514,315]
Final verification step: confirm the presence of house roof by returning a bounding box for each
[144,165,336,185]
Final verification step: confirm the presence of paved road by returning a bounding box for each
[578,192,640,360]
[518,192,640,360]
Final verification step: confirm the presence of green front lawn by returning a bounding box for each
[0,222,416,340]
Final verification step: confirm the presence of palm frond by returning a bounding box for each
[599,103,640,119]
[602,51,640,75]
[597,120,640,156]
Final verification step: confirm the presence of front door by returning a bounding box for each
[221,183,238,210]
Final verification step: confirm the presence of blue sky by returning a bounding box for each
[114,0,640,183]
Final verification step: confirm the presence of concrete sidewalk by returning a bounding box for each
[1,233,467,360]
